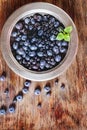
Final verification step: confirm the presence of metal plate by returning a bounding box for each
[0,2,78,81]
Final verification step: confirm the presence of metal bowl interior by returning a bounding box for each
[0,2,78,81]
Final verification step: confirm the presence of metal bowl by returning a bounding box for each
[0,2,78,81]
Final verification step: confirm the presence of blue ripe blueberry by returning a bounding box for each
[38,30,43,36]
[37,52,44,57]
[29,51,36,57]
[54,21,59,27]
[15,22,23,30]
[24,80,31,87]
[11,32,18,37]
[56,41,62,47]
[53,46,59,54]
[34,86,41,95]
[12,42,18,50]
[15,37,21,42]
[28,25,33,30]
[0,71,6,81]
[25,55,30,61]
[21,35,27,41]
[30,45,37,51]
[61,41,68,46]
[50,35,56,41]
[8,104,15,113]
[0,106,7,115]
[31,38,37,43]
[16,92,23,102]
[22,87,29,94]
[24,17,30,24]
[4,88,9,94]
[55,55,61,62]
[37,102,41,108]
[47,50,53,56]
[16,48,25,55]
[44,83,51,92]
[16,55,22,61]
[31,18,35,24]
[22,45,28,51]
[40,60,46,68]
[45,63,50,69]
[60,47,67,53]
[46,91,51,97]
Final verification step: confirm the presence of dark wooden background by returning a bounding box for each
[0,0,87,130]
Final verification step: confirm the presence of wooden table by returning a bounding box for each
[0,0,87,130]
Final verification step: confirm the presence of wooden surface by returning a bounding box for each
[0,0,87,130]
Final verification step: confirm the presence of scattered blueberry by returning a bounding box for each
[55,55,61,62]
[8,104,15,113]
[34,86,41,95]
[4,88,9,94]
[60,83,65,89]
[0,105,7,115]
[37,102,41,108]
[44,83,51,92]
[13,96,17,103]
[16,92,23,102]
[46,91,51,97]
[24,80,31,87]
[0,71,6,81]
[55,78,59,85]
[22,87,29,94]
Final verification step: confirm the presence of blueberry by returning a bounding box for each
[56,41,62,47]
[55,55,61,62]
[15,37,21,42]
[40,60,46,68]
[28,25,33,30]
[43,15,48,21]
[49,17,55,23]
[61,41,68,46]
[29,51,36,57]
[12,42,18,50]
[60,83,65,89]
[4,88,9,94]
[22,45,28,51]
[0,71,6,81]
[11,32,18,37]
[37,102,41,108]
[30,45,37,51]
[50,35,56,41]
[16,55,22,61]
[45,63,50,69]
[24,80,31,87]
[55,79,59,85]
[60,47,67,53]
[17,48,25,55]
[22,87,29,94]
[34,86,41,95]
[46,91,51,97]
[0,106,6,115]
[21,35,27,41]
[25,55,30,61]
[47,50,53,56]
[38,30,43,36]
[32,65,38,70]
[44,83,51,92]
[23,41,29,46]
[37,52,44,57]
[24,17,30,24]
[16,92,23,102]
[53,46,59,54]
[54,21,59,27]
[31,18,35,24]
[8,104,15,113]
[15,22,23,30]
[31,38,37,43]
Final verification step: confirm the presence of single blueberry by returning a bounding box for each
[16,93,23,102]
[22,87,29,94]
[16,55,22,61]
[0,71,6,81]
[40,60,46,68]
[11,32,18,37]
[4,88,9,94]
[30,45,37,51]
[0,105,7,115]
[34,86,41,95]
[8,104,15,113]
[44,83,51,92]
[50,35,56,41]
[31,38,37,43]
[28,25,33,30]
[31,18,35,24]
[29,51,36,57]
[22,45,28,51]
[24,80,31,87]
[53,46,59,54]
[37,52,44,57]
[12,42,18,50]
[24,17,30,24]
[55,79,59,85]
[16,48,25,55]
[21,35,27,41]
[56,41,62,47]
[54,21,59,27]
[55,55,61,62]
[38,30,43,36]
[37,102,41,108]
[15,37,21,42]
[15,22,23,30]
[47,50,53,56]
[46,91,51,97]
[61,41,68,46]
[60,47,67,53]
[25,55,30,61]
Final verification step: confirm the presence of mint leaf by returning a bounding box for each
[56,33,64,41]
[64,26,72,33]
[64,34,70,42]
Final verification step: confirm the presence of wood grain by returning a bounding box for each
[0,0,87,130]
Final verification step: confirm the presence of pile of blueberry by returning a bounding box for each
[10,13,68,71]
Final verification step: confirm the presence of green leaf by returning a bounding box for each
[64,34,70,42]
[56,33,64,41]
[64,26,72,33]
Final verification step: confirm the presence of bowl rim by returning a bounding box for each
[0,2,78,81]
